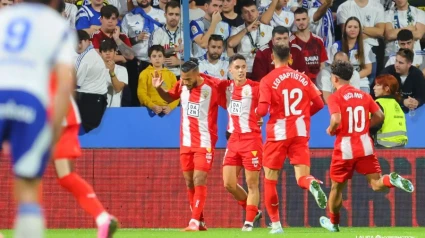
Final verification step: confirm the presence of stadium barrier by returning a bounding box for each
[0,149,424,229]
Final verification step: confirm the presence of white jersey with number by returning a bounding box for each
[0,3,76,107]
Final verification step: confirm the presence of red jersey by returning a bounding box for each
[259,65,321,141]
[168,74,222,148]
[49,74,81,127]
[91,30,132,49]
[223,79,260,134]
[327,85,380,160]
[289,33,328,82]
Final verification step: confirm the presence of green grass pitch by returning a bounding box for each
[1,228,424,238]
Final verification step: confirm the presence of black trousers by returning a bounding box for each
[76,92,107,133]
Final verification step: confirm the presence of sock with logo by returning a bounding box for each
[58,173,105,220]
[264,178,280,222]
[191,185,207,221]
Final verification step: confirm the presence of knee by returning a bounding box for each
[330,183,343,193]
[246,177,259,191]
[223,181,237,192]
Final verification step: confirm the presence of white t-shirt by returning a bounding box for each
[76,46,108,95]
[189,8,205,21]
[337,0,385,47]
[150,26,184,76]
[316,66,361,93]
[107,65,128,107]
[198,58,230,80]
[400,75,407,85]
[309,3,334,51]
[121,8,166,61]
[385,50,425,71]
[231,23,273,73]
[64,3,78,29]
[384,6,425,56]
[259,0,299,9]
[329,41,375,88]
[259,6,295,29]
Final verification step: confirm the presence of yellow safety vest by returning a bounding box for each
[375,97,408,147]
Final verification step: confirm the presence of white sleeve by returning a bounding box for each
[54,29,77,66]
[364,44,375,64]
[230,26,243,37]
[418,9,425,25]
[121,16,129,35]
[288,0,299,8]
[308,8,320,24]
[116,66,129,84]
[375,5,386,24]
[327,43,339,64]
[336,4,349,25]
[316,69,332,92]
[384,10,393,23]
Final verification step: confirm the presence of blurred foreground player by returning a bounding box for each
[49,73,118,238]
[0,0,75,237]
[320,61,415,232]
[221,54,262,231]
[256,44,327,234]
[152,59,225,231]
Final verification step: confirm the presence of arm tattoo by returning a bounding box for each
[117,41,135,60]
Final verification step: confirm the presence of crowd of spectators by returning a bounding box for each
[1,0,424,144]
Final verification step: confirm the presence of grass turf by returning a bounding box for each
[0,228,423,238]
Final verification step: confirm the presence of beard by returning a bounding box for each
[208,53,220,61]
[138,2,150,8]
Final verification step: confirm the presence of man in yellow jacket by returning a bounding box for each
[138,45,179,116]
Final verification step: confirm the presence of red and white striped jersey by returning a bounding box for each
[259,65,321,141]
[169,74,222,149]
[49,73,81,127]
[224,79,261,134]
[327,85,380,160]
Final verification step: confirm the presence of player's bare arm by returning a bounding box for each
[370,109,384,128]
[327,113,341,136]
[152,71,174,103]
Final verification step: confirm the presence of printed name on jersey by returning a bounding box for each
[187,102,200,118]
[272,71,309,89]
[229,100,242,116]
[343,92,364,101]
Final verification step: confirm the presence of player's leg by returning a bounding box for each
[319,180,347,232]
[242,170,260,231]
[262,141,286,234]
[289,137,327,209]
[222,149,248,209]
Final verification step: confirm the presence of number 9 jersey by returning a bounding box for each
[259,65,321,141]
[327,84,381,160]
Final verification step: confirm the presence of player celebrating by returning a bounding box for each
[256,44,327,234]
[221,54,262,231]
[152,58,223,231]
[320,62,415,232]
[0,1,75,237]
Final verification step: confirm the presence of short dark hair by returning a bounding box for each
[272,44,290,62]
[205,0,222,4]
[99,38,117,52]
[331,61,354,81]
[294,7,308,16]
[397,29,414,42]
[148,45,165,58]
[229,54,246,65]
[396,48,414,63]
[165,0,180,12]
[58,0,65,12]
[77,30,90,42]
[101,5,119,18]
[240,0,256,9]
[272,26,289,38]
[181,58,199,73]
[208,34,224,44]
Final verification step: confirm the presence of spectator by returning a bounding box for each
[259,0,295,29]
[385,29,425,76]
[150,0,183,79]
[75,30,108,132]
[198,35,229,80]
[329,17,374,93]
[221,0,243,28]
[92,5,135,63]
[336,0,385,80]
[252,26,307,81]
[153,0,169,11]
[260,0,299,12]
[138,45,179,115]
[0,0,13,8]
[308,0,334,51]
[316,51,361,104]
[100,39,128,107]
[63,2,78,29]
[227,1,273,78]
[189,0,206,21]
[190,0,232,59]
[75,0,104,34]
[290,7,327,83]
[370,74,408,148]
[381,48,425,113]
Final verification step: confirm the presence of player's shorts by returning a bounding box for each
[0,91,51,178]
[223,132,262,171]
[263,136,310,170]
[180,146,215,172]
[330,153,382,183]
[53,124,82,159]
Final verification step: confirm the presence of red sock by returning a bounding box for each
[329,212,340,225]
[245,205,258,223]
[297,175,316,189]
[58,173,105,219]
[191,185,207,221]
[187,188,195,210]
[238,200,247,210]
[383,175,395,188]
[264,178,280,222]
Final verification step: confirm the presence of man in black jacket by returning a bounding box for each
[381,48,425,113]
